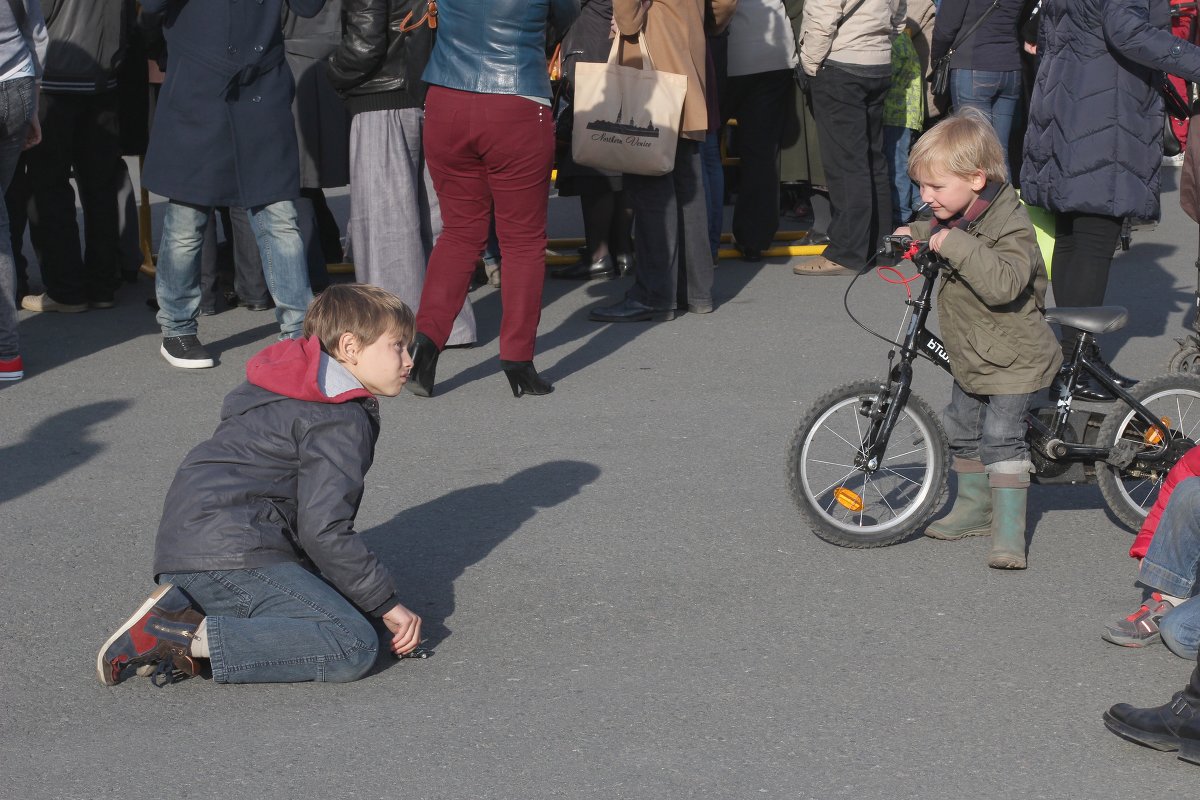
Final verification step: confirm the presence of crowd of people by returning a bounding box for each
[4,0,1200,767]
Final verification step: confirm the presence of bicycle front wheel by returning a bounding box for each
[786,379,949,548]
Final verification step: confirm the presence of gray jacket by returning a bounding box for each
[0,0,47,79]
[153,337,398,617]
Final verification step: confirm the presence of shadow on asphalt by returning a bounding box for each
[0,399,131,504]
[362,459,601,669]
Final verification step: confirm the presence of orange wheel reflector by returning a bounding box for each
[834,487,865,512]
[1145,416,1171,446]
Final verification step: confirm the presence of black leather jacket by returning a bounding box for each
[422,0,580,97]
[326,0,432,113]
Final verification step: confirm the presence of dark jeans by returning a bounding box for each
[1049,211,1123,352]
[809,65,891,267]
[942,382,1036,467]
[624,139,712,310]
[724,69,793,251]
[25,91,122,305]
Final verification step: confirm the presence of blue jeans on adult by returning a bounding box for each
[1139,477,1200,659]
[700,130,723,263]
[883,125,918,227]
[0,76,34,359]
[156,200,312,339]
[159,562,381,683]
[950,68,1021,178]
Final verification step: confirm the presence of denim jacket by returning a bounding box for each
[422,0,580,98]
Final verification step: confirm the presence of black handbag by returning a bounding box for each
[1159,71,1193,121]
[928,0,1001,99]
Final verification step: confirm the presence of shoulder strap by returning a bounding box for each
[950,0,1002,51]
[836,0,871,29]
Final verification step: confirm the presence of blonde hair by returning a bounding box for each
[909,107,1007,184]
[303,284,415,356]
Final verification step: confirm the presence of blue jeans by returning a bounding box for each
[942,382,1035,467]
[156,200,312,338]
[159,562,381,683]
[0,76,34,358]
[1139,477,1200,659]
[700,130,724,262]
[950,69,1021,178]
[883,125,918,226]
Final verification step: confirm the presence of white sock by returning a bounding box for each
[189,618,210,658]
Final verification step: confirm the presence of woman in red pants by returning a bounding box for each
[406,0,581,398]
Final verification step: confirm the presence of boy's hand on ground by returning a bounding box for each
[382,603,422,656]
[929,229,950,253]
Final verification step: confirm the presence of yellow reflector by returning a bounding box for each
[1145,417,1171,446]
[834,487,864,512]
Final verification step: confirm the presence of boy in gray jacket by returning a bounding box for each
[97,284,424,686]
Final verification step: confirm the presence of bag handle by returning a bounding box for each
[605,31,659,73]
[946,0,1001,56]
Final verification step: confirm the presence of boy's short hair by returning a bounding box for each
[909,107,1008,184]
[303,284,415,355]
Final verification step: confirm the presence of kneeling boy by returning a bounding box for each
[98,284,422,685]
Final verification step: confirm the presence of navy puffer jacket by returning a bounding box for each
[1021,0,1200,219]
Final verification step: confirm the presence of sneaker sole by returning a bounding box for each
[160,344,215,369]
[1101,628,1161,648]
[0,372,21,380]
[96,583,175,686]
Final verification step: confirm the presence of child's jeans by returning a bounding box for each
[942,382,1035,472]
[159,562,381,683]
[1140,476,1200,659]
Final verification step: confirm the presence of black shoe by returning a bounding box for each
[798,231,831,246]
[1089,343,1138,390]
[551,255,615,281]
[160,335,214,369]
[589,297,677,323]
[736,244,763,262]
[222,290,240,308]
[199,306,217,317]
[499,360,554,397]
[243,298,275,312]
[406,332,439,397]
[1104,692,1200,764]
[614,254,634,275]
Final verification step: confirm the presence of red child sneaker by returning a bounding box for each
[96,584,204,686]
[0,355,22,381]
[1103,592,1176,648]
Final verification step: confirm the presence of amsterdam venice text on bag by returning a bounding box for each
[570,33,687,176]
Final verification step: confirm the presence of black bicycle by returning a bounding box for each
[786,236,1200,548]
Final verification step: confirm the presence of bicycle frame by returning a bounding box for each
[862,245,1174,474]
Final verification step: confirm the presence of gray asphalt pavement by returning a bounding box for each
[2,169,1199,799]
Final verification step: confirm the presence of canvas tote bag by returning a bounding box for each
[571,33,687,176]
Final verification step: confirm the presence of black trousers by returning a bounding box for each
[724,69,793,251]
[809,65,891,267]
[25,91,122,305]
[624,139,712,310]
[1049,211,1123,353]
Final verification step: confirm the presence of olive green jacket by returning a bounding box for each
[909,182,1062,395]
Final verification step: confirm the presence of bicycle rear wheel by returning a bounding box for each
[1096,373,1200,530]
[786,379,949,548]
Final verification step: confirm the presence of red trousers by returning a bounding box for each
[417,86,555,361]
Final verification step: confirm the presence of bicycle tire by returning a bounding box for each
[1096,372,1200,530]
[786,378,950,548]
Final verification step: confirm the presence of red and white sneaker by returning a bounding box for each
[0,354,22,381]
[1103,592,1177,648]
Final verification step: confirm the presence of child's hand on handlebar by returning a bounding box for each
[928,229,950,254]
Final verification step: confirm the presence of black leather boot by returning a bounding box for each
[499,360,553,397]
[406,332,439,398]
[1103,661,1200,764]
[1089,341,1138,390]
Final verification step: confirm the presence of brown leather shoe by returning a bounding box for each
[793,255,857,276]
